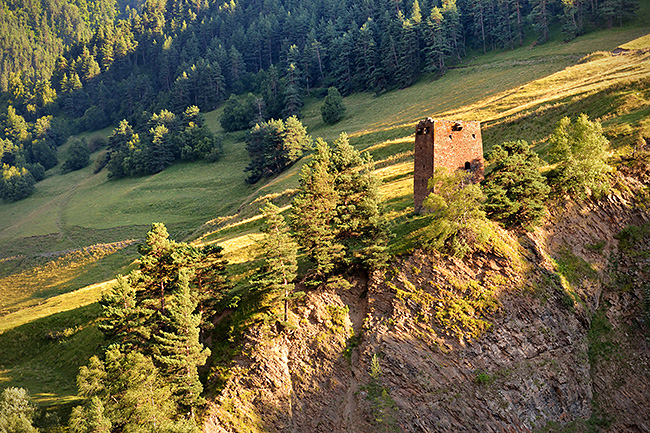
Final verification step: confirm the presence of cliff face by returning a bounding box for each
[204,186,650,433]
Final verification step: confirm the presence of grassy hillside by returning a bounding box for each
[0,20,649,407]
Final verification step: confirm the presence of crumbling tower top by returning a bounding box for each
[414,118,484,213]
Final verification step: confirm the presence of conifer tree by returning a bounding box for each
[98,274,151,349]
[425,7,447,72]
[330,133,389,269]
[135,223,183,315]
[153,269,210,418]
[283,45,304,118]
[483,140,550,228]
[256,201,299,322]
[291,138,343,279]
[321,87,346,125]
[71,347,186,433]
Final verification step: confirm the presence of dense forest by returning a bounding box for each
[0,0,639,201]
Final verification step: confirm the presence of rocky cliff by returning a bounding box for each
[203,171,650,433]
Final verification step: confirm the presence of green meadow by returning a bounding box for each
[0,19,648,406]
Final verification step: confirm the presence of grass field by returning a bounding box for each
[0,19,649,407]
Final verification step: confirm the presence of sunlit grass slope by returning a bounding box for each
[0,20,648,407]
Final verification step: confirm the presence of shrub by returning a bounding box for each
[414,168,488,258]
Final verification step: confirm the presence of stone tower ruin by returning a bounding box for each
[414,118,484,213]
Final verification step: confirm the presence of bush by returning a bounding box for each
[321,87,346,125]
[62,139,90,173]
[219,94,256,132]
[94,151,111,173]
[30,138,58,170]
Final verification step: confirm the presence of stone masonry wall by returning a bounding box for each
[414,118,484,213]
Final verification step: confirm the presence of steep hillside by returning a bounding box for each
[203,173,650,432]
[0,24,649,418]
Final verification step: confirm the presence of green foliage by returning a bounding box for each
[219,95,256,132]
[547,114,612,199]
[364,354,398,432]
[70,347,194,433]
[154,270,211,417]
[291,134,389,280]
[587,305,617,365]
[414,168,488,258]
[434,282,499,340]
[483,140,550,228]
[245,116,310,183]
[0,164,35,202]
[321,87,346,125]
[475,371,494,385]
[99,223,228,349]
[106,108,220,179]
[62,139,90,173]
[252,201,299,323]
[0,387,38,433]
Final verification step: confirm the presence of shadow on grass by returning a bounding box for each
[0,303,104,407]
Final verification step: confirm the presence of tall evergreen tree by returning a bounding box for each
[330,133,389,269]
[291,138,343,279]
[153,269,210,418]
[98,274,152,349]
[256,201,299,323]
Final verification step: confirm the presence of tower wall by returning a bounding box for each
[414,118,484,213]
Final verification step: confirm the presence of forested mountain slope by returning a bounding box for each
[0,2,648,431]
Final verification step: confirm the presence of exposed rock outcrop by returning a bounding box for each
[204,182,649,433]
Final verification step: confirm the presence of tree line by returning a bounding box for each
[0,0,637,203]
[2,0,639,130]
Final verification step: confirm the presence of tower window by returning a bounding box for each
[465,161,471,170]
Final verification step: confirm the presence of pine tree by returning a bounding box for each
[256,201,299,322]
[483,140,550,228]
[147,124,174,173]
[135,223,184,316]
[283,45,304,118]
[282,115,310,165]
[424,7,447,72]
[98,274,151,349]
[530,0,550,42]
[153,269,210,418]
[291,138,343,279]
[330,133,389,269]
[72,347,186,433]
